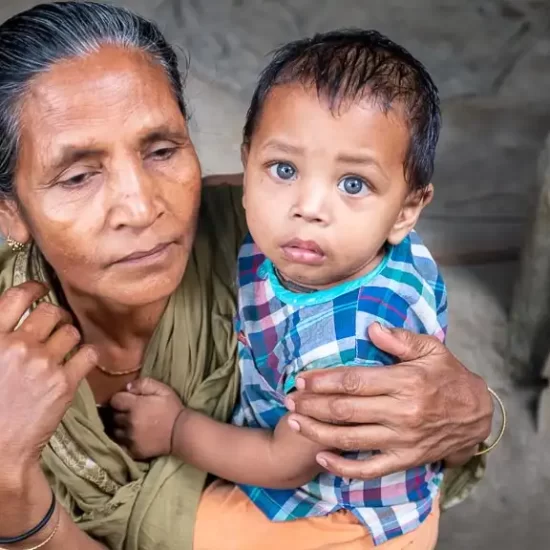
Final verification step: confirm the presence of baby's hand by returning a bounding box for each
[110,377,184,460]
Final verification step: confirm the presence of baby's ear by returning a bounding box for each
[387,184,433,246]
[240,144,249,168]
[240,144,250,210]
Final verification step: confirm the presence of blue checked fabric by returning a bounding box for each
[232,230,447,545]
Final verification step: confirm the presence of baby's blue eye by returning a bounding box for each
[269,162,297,181]
[337,176,369,196]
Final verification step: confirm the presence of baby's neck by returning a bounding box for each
[273,268,318,294]
[274,246,387,294]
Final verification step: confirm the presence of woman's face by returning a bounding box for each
[5,46,201,307]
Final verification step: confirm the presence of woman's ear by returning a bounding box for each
[387,184,434,246]
[0,198,31,244]
[241,144,250,210]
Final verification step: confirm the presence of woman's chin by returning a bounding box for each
[100,245,188,306]
[108,277,182,308]
[95,262,187,309]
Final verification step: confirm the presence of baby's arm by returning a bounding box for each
[172,408,327,488]
[111,377,327,489]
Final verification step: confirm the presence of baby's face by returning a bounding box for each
[243,83,427,289]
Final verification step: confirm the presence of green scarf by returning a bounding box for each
[0,184,247,550]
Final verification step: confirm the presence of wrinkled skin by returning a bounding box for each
[286,323,492,478]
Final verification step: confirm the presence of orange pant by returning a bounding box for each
[194,481,440,550]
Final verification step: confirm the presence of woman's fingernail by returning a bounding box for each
[316,456,328,468]
[377,322,390,333]
[295,377,306,390]
[288,419,301,432]
[285,397,296,412]
[126,383,133,391]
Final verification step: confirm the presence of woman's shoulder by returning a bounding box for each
[201,173,244,217]
[199,174,247,256]
[202,173,244,189]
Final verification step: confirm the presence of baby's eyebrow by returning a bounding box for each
[336,153,380,166]
[335,152,391,184]
[261,139,304,155]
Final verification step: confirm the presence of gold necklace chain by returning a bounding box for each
[95,363,142,377]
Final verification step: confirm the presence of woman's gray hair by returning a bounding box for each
[0,1,188,199]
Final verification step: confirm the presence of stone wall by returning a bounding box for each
[509,133,550,382]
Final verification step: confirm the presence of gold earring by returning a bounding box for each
[6,234,26,252]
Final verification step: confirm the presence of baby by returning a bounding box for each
[117,29,446,548]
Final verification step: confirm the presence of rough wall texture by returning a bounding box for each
[509,135,550,382]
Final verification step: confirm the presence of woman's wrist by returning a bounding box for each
[443,445,479,468]
[473,387,506,457]
[0,465,106,550]
[443,385,505,468]
[0,462,54,541]
[0,456,41,497]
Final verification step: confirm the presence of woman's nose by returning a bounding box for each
[108,162,163,230]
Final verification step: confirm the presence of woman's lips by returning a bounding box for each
[113,242,173,265]
[280,238,325,266]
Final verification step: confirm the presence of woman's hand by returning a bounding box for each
[111,377,184,460]
[285,323,493,480]
[0,281,98,479]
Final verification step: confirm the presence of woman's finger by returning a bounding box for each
[17,302,73,342]
[45,323,81,362]
[296,366,402,396]
[287,393,399,425]
[367,323,443,362]
[287,413,398,451]
[63,344,98,389]
[0,282,49,333]
[316,450,405,481]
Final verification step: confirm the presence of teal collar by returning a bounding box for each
[257,248,391,307]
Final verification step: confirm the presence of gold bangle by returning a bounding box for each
[474,387,506,456]
[0,511,60,550]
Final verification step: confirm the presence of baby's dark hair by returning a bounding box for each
[243,29,441,192]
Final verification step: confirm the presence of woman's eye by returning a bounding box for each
[269,162,297,181]
[337,176,369,196]
[149,147,176,160]
[60,172,96,188]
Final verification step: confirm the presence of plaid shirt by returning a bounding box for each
[232,231,446,545]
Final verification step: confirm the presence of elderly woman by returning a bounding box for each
[0,3,493,550]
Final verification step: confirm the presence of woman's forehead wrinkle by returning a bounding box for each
[18,59,179,174]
